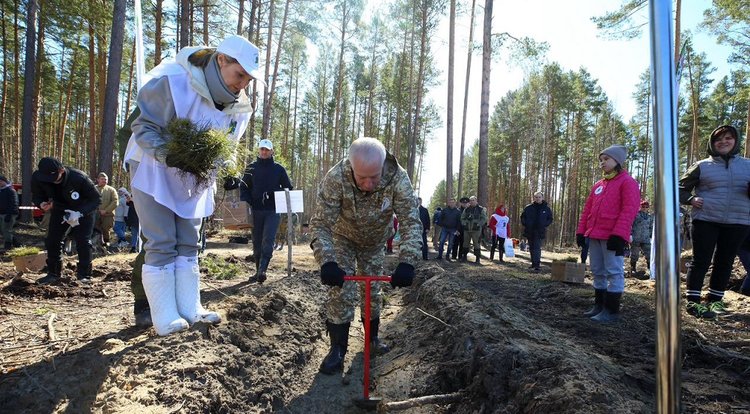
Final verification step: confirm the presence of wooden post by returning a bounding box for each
[285,188,293,278]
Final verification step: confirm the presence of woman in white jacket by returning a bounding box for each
[125,35,263,336]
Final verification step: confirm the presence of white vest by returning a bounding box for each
[126,62,249,219]
[492,214,510,238]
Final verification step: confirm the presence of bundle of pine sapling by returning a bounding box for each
[159,118,240,189]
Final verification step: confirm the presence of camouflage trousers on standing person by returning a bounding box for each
[463,230,482,250]
[324,236,385,324]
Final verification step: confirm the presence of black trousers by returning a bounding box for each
[452,231,464,258]
[686,220,750,302]
[421,230,429,259]
[490,235,506,260]
[46,209,95,275]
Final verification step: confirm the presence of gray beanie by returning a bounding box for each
[600,145,628,166]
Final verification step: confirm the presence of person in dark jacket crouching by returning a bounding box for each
[0,175,19,250]
[32,157,101,284]
[225,139,293,283]
[679,125,750,319]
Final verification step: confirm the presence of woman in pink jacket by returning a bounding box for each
[576,145,640,323]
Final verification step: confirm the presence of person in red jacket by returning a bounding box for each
[488,205,511,263]
[576,145,640,323]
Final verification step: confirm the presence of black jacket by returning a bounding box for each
[225,157,293,211]
[125,200,139,227]
[31,167,101,216]
[0,185,19,215]
[521,201,553,240]
[418,205,430,232]
[438,207,461,230]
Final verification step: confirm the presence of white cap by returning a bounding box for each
[216,35,265,86]
[259,139,273,150]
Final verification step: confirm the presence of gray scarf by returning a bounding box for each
[204,53,239,107]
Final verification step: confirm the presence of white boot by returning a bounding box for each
[141,263,189,336]
[175,256,221,324]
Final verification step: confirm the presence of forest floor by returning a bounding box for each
[0,223,749,414]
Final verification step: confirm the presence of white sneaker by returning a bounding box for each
[141,263,189,336]
[175,256,221,325]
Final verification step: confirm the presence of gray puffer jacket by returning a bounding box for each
[679,125,750,226]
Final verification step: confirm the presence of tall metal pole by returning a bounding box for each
[649,1,681,413]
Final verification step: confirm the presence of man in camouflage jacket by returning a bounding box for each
[311,137,420,375]
[461,195,488,263]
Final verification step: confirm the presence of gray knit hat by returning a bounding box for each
[600,145,628,166]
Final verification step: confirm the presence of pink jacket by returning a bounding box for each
[576,170,640,241]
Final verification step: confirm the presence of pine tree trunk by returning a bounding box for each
[20,0,38,221]
[408,0,428,181]
[179,0,190,49]
[457,0,475,200]
[155,0,163,65]
[98,0,127,177]
[203,0,208,45]
[237,0,244,34]
[58,47,78,160]
[0,2,7,173]
[476,0,492,207]
[88,16,98,176]
[264,0,290,142]
[445,0,456,201]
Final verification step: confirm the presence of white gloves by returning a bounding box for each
[62,210,82,227]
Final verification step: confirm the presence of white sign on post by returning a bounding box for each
[274,190,304,213]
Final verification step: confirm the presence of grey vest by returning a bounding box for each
[691,156,750,225]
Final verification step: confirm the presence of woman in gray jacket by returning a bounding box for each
[679,125,750,319]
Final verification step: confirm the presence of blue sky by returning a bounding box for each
[421,0,732,203]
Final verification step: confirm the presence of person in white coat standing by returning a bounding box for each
[124,35,264,336]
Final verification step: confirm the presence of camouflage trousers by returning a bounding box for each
[325,236,385,324]
[463,230,482,250]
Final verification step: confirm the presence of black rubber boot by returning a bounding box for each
[133,299,152,328]
[77,263,92,284]
[489,246,495,261]
[249,257,261,282]
[3,241,11,250]
[474,249,481,264]
[591,292,622,323]
[319,321,350,375]
[366,318,390,356]
[583,289,606,317]
[37,260,63,285]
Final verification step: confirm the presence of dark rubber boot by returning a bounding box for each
[591,292,622,323]
[37,260,63,284]
[249,257,261,282]
[319,321,350,375]
[77,263,92,284]
[3,241,11,250]
[489,246,495,261]
[134,299,152,328]
[583,289,606,317]
[366,318,390,356]
[474,249,481,264]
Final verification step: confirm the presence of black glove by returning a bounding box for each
[391,263,415,288]
[3,214,11,223]
[576,233,585,248]
[606,235,627,256]
[223,176,239,191]
[320,262,346,287]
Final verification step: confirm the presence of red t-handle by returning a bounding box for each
[343,275,392,400]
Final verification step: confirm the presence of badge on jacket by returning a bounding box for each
[71,191,80,200]
[381,197,391,211]
[594,185,604,195]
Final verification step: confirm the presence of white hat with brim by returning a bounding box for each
[216,35,266,87]
[259,139,273,150]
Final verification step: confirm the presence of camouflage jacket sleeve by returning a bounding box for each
[392,169,422,265]
[310,166,342,265]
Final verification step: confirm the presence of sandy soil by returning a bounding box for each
[0,224,749,413]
